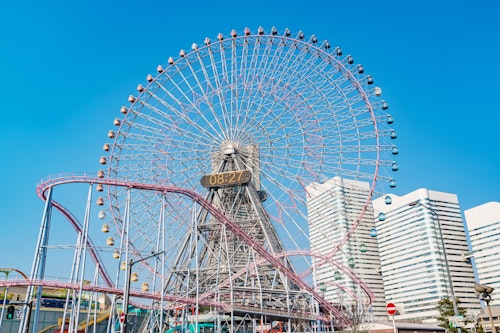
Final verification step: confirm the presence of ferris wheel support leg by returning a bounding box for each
[58,232,83,333]
[71,185,93,333]
[159,195,166,333]
[105,295,118,333]
[18,186,53,333]
[121,188,132,333]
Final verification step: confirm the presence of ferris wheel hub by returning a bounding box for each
[221,141,238,155]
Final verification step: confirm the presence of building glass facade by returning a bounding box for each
[465,201,500,306]
[307,177,387,321]
[373,189,480,323]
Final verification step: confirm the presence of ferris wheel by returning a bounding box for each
[90,26,398,330]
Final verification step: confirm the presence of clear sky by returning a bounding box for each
[1,0,499,276]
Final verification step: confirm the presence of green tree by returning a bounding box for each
[436,297,469,333]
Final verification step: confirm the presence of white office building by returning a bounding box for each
[306,177,387,321]
[373,189,480,323]
[465,201,500,306]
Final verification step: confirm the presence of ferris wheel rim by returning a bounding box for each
[94,27,397,321]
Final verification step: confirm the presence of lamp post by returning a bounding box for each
[122,251,164,333]
[474,283,497,333]
[408,200,461,332]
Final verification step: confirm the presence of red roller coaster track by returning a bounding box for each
[34,174,352,325]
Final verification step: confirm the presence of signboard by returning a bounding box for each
[200,170,252,188]
[120,312,125,323]
[386,303,396,315]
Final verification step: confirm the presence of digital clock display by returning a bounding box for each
[200,170,252,188]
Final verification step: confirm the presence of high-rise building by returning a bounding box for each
[306,177,387,322]
[373,188,480,323]
[464,201,500,306]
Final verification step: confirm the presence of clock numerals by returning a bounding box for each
[200,170,252,188]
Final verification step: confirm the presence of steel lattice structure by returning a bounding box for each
[5,27,398,333]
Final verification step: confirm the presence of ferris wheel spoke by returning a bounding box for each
[231,40,253,132]
[217,39,231,122]
[268,42,319,95]
[247,56,305,124]
[252,67,335,137]
[259,179,310,245]
[192,50,230,136]
[249,37,279,96]
[270,37,306,85]
[136,94,221,147]
[121,117,170,138]
[224,39,244,140]
[234,39,250,124]
[230,39,238,126]
[170,58,230,139]
[180,57,230,139]
[242,43,288,127]
[205,44,233,135]
[146,78,202,130]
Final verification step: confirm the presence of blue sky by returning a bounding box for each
[1,0,499,276]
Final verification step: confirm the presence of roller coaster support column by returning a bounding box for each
[122,251,164,333]
[19,187,53,333]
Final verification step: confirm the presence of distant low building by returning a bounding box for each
[476,305,500,333]
[367,322,445,333]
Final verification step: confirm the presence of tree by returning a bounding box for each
[436,297,469,333]
[347,300,373,332]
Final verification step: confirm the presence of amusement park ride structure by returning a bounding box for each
[0,26,397,333]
